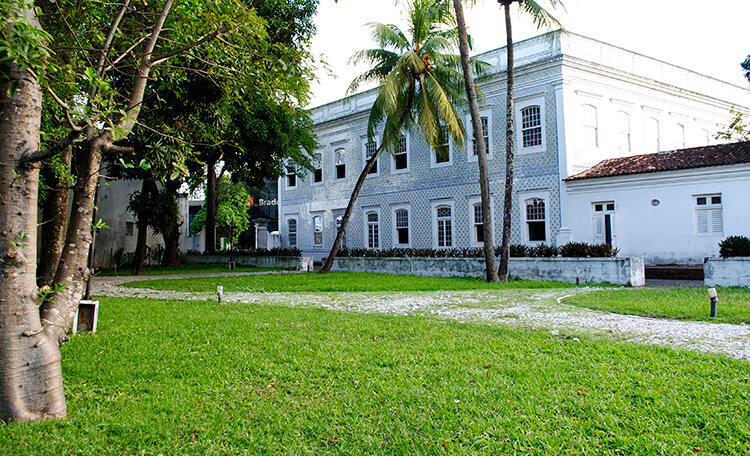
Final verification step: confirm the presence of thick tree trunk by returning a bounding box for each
[37,147,72,287]
[0,49,66,421]
[162,231,180,267]
[131,179,158,275]
[453,0,499,282]
[497,4,516,282]
[205,160,217,253]
[319,146,384,274]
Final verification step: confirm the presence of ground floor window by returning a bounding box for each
[367,211,380,249]
[287,218,297,247]
[592,201,615,245]
[525,198,546,242]
[394,208,410,246]
[435,205,453,248]
[695,194,723,235]
[313,216,323,247]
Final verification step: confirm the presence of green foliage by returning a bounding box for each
[529,243,559,257]
[190,178,251,246]
[2,296,748,454]
[719,235,750,258]
[509,243,530,257]
[715,108,750,142]
[0,0,53,96]
[588,243,619,257]
[563,287,750,325]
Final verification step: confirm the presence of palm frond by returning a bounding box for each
[518,0,564,32]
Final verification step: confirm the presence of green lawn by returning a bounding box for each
[1,297,748,455]
[562,287,750,325]
[122,271,577,293]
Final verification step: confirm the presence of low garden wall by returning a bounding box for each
[184,255,313,271]
[704,257,750,287]
[329,256,645,286]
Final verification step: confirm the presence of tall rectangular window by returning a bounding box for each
[394,208,409,245]
[335,214,346,249]
[436,206,453,248]
[593,201,615,246]
[286,161,297,188]
[313,153,322,184]
[473,204,484,243]
[615,112,630,153]
[334,148,346,180]
[393,135,408,171]
[287,219,297,247]
[521,106,543,148]
[695,194,723,235]
[525,198,546,242]
[313,216,323,246]
[580,104,598,149]
[434,125,451,165]
[646,117,660,152]
[472,117,489,156]
[367,211,380,249]
[365,141,378,175]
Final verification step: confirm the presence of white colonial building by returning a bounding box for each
[278,31,750,265]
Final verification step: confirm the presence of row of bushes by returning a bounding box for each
[334,242,619,259]
[719,235,750,258]
[185,247,303,257]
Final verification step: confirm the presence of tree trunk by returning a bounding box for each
[205,160,217,253]
[131,179,158,275]
[0,47,67,421]
[37,147,72,287]
[319,146,384,274]
[453,0,499,282]
[497,4,516,282]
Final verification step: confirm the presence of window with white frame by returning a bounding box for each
[525,198,546,242]
[312,215,323,246]
[473,203,484,244]
[287,218,297,247]
[646,117,660,152]
[614,111,631,153]
[521,106,542,148]
[334,148,346,180]
[472,117,489,157]
[366,210,380,249]
[694,194,723,236]
[581,104,598,149]
[670,123,686,150]
[434,204,454,248]
[312,153,323,184]
[592,201,615,246]
[433,124,451,166]
[393,207,410,246]
[335,213,346,248]
[392,134,409,172]
[364,140,378,175]
[285,160,298,188]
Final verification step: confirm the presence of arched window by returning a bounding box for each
[525,199,546,242]
[436,205,453,248]
[366,211,380,249]
[313,216,323,247]
[287,219,297,247]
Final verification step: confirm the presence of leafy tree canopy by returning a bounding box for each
[190,177,252,246]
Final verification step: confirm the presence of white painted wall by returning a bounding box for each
[565,164,750,265]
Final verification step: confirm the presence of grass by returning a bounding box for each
[1,297,748,455]
[96,264,288,277]
[562,287,750,325]
[122,271,578,293]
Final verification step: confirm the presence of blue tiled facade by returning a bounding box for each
[278,32,750,262]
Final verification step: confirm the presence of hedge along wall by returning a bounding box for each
[704,257,750,287]
[329,256,645,286]
[184,255,314,271]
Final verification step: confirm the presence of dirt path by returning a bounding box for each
[91,274,750,360]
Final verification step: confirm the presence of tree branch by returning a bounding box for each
[22,129,84,164]
[149,25,229,67]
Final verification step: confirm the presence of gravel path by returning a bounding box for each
[92,273,750,361]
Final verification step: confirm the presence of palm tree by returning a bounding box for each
[452,0,499,281]
[496,0,563,282]
[320,0,483,274]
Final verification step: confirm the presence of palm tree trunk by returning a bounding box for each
[497,3,516,282]
[453,0,499,282]
[319,146,384,274]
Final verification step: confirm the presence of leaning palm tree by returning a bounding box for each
[496,0,563,282]
[320,0,483,274]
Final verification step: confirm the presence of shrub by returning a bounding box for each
[719,235,750,258]
[529,243,559,258]
[509,244,529,257]
[187,247,303,257]
[588,243,619,257]
[559,242,590,257]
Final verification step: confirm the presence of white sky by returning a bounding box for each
[308,0,750,108]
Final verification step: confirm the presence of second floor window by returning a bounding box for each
[521,106,542,148]
[393,135,408,171]
[335,148,346,180]
[365,141,378,175]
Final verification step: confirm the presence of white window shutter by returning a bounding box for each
[710,209,723,235]
[696,210,709,235]
[593,214,605,243]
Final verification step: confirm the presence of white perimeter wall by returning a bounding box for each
[565,164,750,265]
